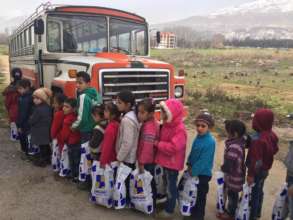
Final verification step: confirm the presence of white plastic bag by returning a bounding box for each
[272,183,288,220]
[216,171,225,214]
[154,165,166,199]
[90,161,115,208]
[235,183,252,220]
[79,141,92,182]
[113,163,132,209]
[129,169,154,214]
[59,144,70,177]
[178,171,199,216]
[27,134,39,155]
[10,122,18,141]
[51,139,60,172]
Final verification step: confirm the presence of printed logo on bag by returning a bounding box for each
[96,175,106,189]
[134,178,144,195]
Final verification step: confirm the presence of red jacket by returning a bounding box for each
[137,118,160,165]
[246,109,279,177]
[100,120,119,166]
[59,112,81,150]
[51,110,64,144]
[2,85,19,123]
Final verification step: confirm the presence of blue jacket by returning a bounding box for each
[188,131,216,177]
[16,91,33,131]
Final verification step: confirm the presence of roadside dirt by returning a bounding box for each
[0,55,288,220]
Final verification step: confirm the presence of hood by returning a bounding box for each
[83,87,101,103]
[160,99,184,125]
[252,108,274,132]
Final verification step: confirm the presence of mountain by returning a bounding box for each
[153,0,293,41]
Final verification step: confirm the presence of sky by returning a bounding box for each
[1,0,255,24]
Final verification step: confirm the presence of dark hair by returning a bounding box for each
[64,98,77,108]
[105,102,120,121]
[117,90,135,107]
[76,71,91,83]
[54,93,67,105]
[91,104,105,118]
[16,79,31,89]
[138,98,156,113]
[225,119,251,148]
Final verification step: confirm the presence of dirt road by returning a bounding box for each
[0,55,288,220]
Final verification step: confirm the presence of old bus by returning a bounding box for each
[8,2,185,110]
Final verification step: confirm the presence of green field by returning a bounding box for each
[151,48,293,126]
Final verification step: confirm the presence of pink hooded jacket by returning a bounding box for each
[155,99,187,171]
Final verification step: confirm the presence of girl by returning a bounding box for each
[2,69,22,141]
[99,102,120,167]
[51,93,66,172]
[30,87,53,167]
[60,98,81,182]
[187,112,216,220]
[89,104,108,161]
[115,90,140,204]
[155,99,187,219]
[218,120,250,220]
[137,98,160,205]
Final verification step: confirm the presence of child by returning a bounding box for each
[136,98,160,204]
[89,104,108,161]
[155,99,187,219]
[2,69,22,141]
[219,120,250,220]
[71,71,102,184]
[187,112,216,220]
[115,90,140,203]
[16,79,33,158]
[99,102,120,167]
[60,98,81,182]
[246,108,279,220]
[30,87,53,167]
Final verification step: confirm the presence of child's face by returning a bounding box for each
[52,97,62,111]
[17,86,28,95]
[76,77,89,92]
[92,113,102,123]
[63,103,74,115]
[104,108,111,120]
[116,97,131,113]
[138,105,152,123]
[33,96,42,105]
[160,108,168,123]
[196,121,209,136]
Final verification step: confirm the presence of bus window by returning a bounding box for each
[47,21,61,52]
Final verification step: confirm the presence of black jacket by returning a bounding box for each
[16,91,33,131]
[29,103,52,145]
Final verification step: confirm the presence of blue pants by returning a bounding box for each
[144,164,157,206]
[163,168,179,214]
[250,170,268,220]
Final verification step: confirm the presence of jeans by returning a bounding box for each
[124,162,136,205]
[19,130,28,154]
[191,175,212,220]
[68,144,81,179]
[144,164,157,206]
[226,189,239,217]
[250,170,269,220]
[164,168,179,214]
[287,174,293,220]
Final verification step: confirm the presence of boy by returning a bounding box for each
[16,79,33,158]
[71,71,102,186]
[187,112,216,220]
[246,108,278,220]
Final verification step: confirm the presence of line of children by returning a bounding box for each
[8,69,281,220]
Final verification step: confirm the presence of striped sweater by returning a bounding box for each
[221,137,246,192]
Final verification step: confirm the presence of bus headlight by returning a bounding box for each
[175,85,184,98]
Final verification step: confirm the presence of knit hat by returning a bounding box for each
[33,88,52,105]
[195,112,215,127]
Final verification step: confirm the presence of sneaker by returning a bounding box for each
[156,210,174,219]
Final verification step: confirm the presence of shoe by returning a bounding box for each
[72,177,79,183]
[77,181,89,190]
[156,210,174,219]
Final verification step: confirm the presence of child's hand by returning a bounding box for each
[18,128,22,133]
[139,165,145,174]
[247,176,254,186]
[100,164,105,169]
[70,126,76,131]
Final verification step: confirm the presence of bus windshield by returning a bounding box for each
[47,14,148,55]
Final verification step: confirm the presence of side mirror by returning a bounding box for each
[156,31,161,44]
[34,19,44,35]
